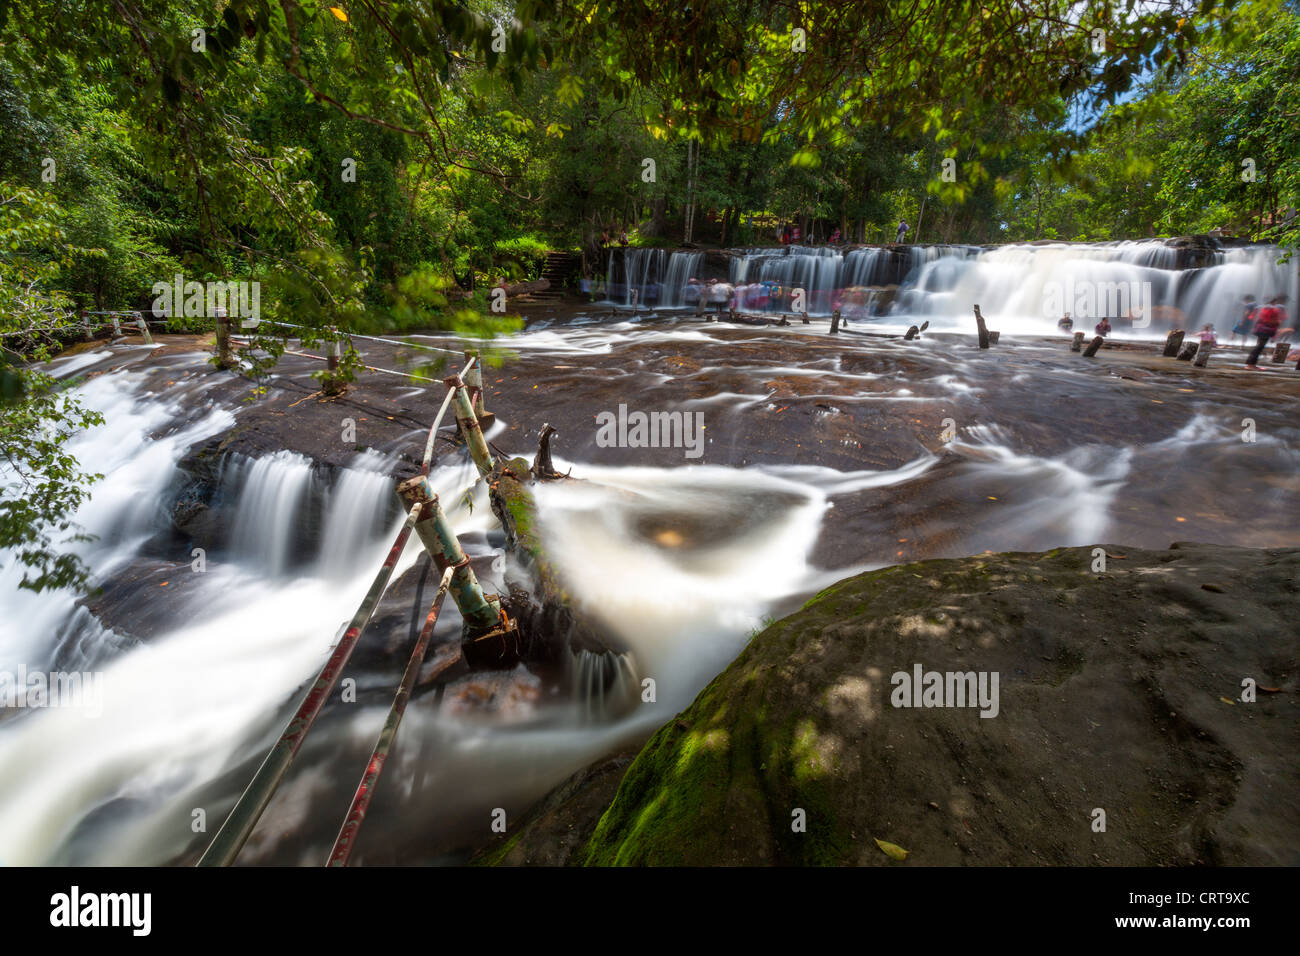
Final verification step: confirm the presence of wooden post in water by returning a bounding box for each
[446,375,496,477]
[830,309,841,334]
[135,313,152,345]
[904,324,919,341]
[1194,341,1214,367]
[1272,343,1291,364]
[1071,331,1085,351]
[214,311,238,370]
[801,311,810,325]
[322,336,344,394]
[1176,342,1198,361]
[988,330,1000,345]
[973,304,990,349]
[1082,335,1104,357]
[1162,329,1185,357]
[110,315,122,340]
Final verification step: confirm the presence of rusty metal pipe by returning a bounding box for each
[327,565,456,867]
[197,504,421,867]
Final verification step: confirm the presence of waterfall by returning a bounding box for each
[318,452,400,580]
[228,451,316,576]
[605,248,666,306]
[729,246,845,312]
[887,241,1296,334]
[844,247,886,287]
[659,251,704,307]
[601,238,1294,333]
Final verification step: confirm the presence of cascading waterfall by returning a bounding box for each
[318,451,401,580]
[659,251,704,307]
[843,247,887,287]
[730,245,844,311]
[228,451,316,576]
[605,238,1296,334]
[605,248,666,306]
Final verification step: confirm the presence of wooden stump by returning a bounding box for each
[1194,341,1214,367]
[830,309,841,334]
[988,330,1000,345]
[801,311,810,325]
[1162,329,1185,357]
[1082,335,1104,357]
[973,304,990,349]
[904,325,920,341]
[1176,342,1199,361]
[1272,343,1291,364]
[1071,331,1085,352]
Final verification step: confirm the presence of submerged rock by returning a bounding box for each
[489,542,1300,866]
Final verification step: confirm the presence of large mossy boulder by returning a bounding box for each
[565,543,1299,866]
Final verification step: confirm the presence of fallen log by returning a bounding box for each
[496,278,552,298]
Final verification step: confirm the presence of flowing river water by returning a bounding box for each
[1,242,1298,865]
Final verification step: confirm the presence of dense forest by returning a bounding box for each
[1,0,1298,590]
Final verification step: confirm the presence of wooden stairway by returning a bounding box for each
[531,251,578,300]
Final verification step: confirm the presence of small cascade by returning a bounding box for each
[606,248,666,306]
[569,646,640,722]
[843,247,887,287]
[730,246,845,312]
[659,251,704,307]
[228,451,316,575]
[317,452,399,580]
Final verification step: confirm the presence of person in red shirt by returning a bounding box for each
[1246,295,1287,368]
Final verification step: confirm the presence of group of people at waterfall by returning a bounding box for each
[1053,293,1292,366]
[1234,294,1292,368]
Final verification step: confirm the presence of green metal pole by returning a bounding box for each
[395,474,501,635]
[445,375,495,477]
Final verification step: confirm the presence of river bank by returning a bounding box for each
[480,541,1300,866]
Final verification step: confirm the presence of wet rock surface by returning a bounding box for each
[490,542,1299,866]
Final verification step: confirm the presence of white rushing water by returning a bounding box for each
[608,240,1298,336]
[1,305,1295,864]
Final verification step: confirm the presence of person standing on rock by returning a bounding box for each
[1057,313,1073,332]
[1245,296,1285,368]
[896,220,909,244]
[1095,317,1112,337]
